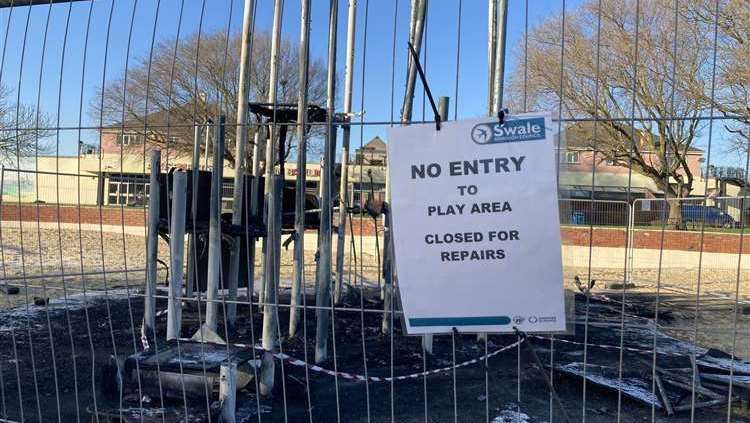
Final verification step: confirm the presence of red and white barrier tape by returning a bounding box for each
[530,334,694,357]
[267,337,525,383]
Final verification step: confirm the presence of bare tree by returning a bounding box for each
[0,84,52,166]
[95,30,327,166]
[511,0,715,225]
[686,0,749,157]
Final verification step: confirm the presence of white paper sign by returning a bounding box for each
[387,113,566,334]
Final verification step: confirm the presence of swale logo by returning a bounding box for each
[471,117,546,145]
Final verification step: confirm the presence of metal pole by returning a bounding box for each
[205,116,225,332]
[315,0,338,364]
[421,96,449,353]
[400,0,427,123]
[289,0,312,337]
[487,0,497,114]
[186,124,202,299]
[144,150,161,335]
[167,171,187,341]
[227,0,256,327]
[262,176,282,350]
[204,121,211,170]
[264,0,283,192]
[384,0,427,333]
[261,0,284,351]
[219,362,237,422]
[491,0,508,114]
[408,0,418,41]
[334,0,357,305]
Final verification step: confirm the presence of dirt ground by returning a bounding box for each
[0,288,748,422]
[0,225,383,310]
[0,225,749,421]
[564,267,750,358]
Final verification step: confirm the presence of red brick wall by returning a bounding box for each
[1,203,146,227]
[3,204,747,254]
[561,226,750,254]
[0,203,378,234]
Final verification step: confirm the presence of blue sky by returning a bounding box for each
[0,0,737,168]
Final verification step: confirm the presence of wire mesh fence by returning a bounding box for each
[0,0,749,422]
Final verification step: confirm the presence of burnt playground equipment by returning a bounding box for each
[152,103,331,293]
[124,101,344,406]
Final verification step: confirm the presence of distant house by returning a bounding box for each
[351,136,387,206]
[354,136,387,166]
[558,122,706,201]
[33,114,389,210]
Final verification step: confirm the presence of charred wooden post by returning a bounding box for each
[219,362,237,422]
[334,0,358,305]
[226,0,256,327]
[261,0,284,353]
[144,150,161,336]
[262,176,282,350]
[167,171,187,341]
[205,116,225,332]
[315,0,339,364]
[186,124,202,299]
[290,0,312,337]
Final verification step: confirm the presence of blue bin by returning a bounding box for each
[571,212,585,225]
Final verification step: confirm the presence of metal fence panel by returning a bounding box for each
[0,0,748,422]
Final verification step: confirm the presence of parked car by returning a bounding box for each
[680,204,736,228]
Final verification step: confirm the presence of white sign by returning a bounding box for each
[388,113,566,334]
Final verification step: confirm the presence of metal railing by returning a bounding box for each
[0,0,748,422]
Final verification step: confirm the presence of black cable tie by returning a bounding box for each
[407,41,442,131]
[498,108,509,127]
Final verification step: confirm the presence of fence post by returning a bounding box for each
[226,0,256,328]
[421,96,450,354]
[167,171,187,341]
[290,0,312,337]
[487,0,497,113]
[205,116,225,332]
[401,0,427,123]
[315,0,339,364]
[334,0,358,306]
[220,362,237,422]
[144,150,161,336]
[491,0,508,114]
[385,0,427,335]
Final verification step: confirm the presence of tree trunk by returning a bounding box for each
[667,198,684,230]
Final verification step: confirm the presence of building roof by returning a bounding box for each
[102,109,195,132]
[359,136,386,152]
[563,121,703,154]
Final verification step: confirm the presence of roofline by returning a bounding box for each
[564,146,703,155]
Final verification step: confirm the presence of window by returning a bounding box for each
[564,151,580,164]
[107,174,149,206]
[118,133,139,146]
[221,180,235,212]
